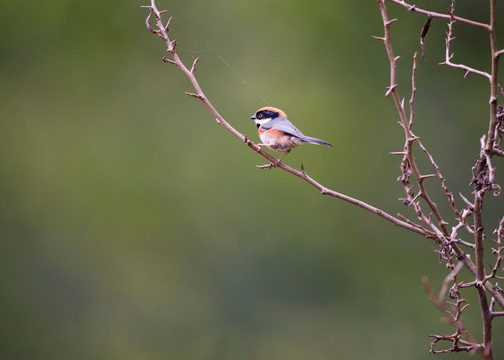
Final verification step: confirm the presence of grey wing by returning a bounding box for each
[262,117,333,147]
[262,117,305,138]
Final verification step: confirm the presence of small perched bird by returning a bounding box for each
[250,106,333,163]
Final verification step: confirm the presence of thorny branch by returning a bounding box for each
[143,0,504,358]
[387,0,490,29]
[141,0,440,239]
[376,0,504,358]
[423,262,480,355]
[440,4,491,80]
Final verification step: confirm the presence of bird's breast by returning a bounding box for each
[258,127,302,152]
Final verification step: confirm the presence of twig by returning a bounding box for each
[439,8,491,80]
[386,0,490,29]
[487,216,504,283]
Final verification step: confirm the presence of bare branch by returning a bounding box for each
[142,0,437,241]
[387,0,490,29]
[190,57,200,74]
[440,13,491,80]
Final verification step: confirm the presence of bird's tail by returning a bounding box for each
[302,136,333,147]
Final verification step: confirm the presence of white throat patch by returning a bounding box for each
[254,118,272,126]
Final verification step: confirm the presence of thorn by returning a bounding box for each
[185,92,203,99]
[372,36,386,42]
[389,151,407,155]
[165,16,173,31]
[394,55,401,62]
[419,174,437,180]
[162,56,176,64]
[407,135,419,142]
[410,191,422,205]
[190,57,200,73]
[256,163,276,169]
[385,84,397,97]
[386,18,398,26]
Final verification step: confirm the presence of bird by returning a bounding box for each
[250,106,333,163]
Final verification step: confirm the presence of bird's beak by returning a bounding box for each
[250,115,256,119]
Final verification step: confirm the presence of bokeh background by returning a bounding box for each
[1,0,504,359]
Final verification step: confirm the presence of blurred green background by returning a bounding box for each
[1,0,504,359]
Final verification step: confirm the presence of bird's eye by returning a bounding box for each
[257,113,263,119]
